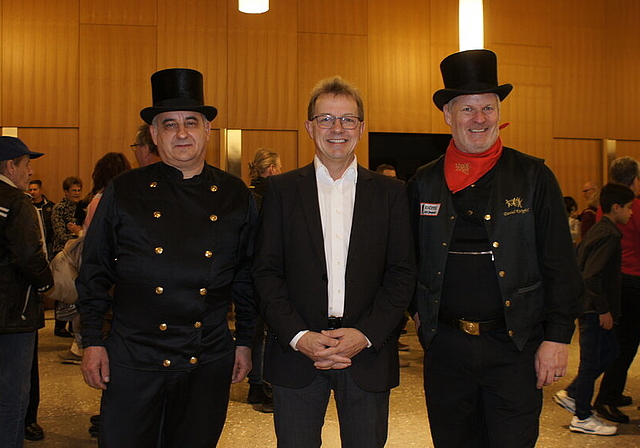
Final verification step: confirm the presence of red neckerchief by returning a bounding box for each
[444,137,503,194]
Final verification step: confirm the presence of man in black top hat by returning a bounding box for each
[77,68,258,448]
[407,50,583,446]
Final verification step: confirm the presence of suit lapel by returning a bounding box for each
[347,166,373,267]
[296,164,327,266]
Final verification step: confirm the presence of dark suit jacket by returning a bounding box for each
[252,163,416,392]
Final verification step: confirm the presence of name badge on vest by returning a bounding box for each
[420,202,441,216]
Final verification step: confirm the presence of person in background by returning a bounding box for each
[246,147,281,413]
[375,163,397,179]
[592,156,640,423]
[580,180,600,238]
[408,49,583,447]
[130,123,161,168]
[564,196,580,244]
[29,180,55,259]
[554,183,635,436]
[0,137,53,448]
[77,68,257,448]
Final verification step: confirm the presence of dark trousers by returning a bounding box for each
[424,324,542,448]
[596,274,640,404]
[248,316,267,385]
[25,331,40,425]
[567,313,619,419]
[99,352,234,448]
[272,370,390,448]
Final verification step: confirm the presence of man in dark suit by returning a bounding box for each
[253,76,416,448]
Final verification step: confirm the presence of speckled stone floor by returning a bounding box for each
[31,310,640,447]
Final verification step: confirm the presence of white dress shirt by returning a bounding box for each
[289,155,358,350]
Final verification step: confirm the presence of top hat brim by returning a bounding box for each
[140,105,218,125]
[433,83,513,111]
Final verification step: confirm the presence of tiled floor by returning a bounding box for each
[32,311,640,447]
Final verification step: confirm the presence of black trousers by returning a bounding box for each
[99,352,234,448]
[424,324,543,448]
[272,369,390,448]
[596,273,640,404]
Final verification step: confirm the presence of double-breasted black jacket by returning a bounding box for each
[77,162,257,371]
[252,163,416,392]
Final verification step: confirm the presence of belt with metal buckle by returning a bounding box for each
[327,316,343,330]
[438,315,505,336]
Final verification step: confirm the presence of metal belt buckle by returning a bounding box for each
[460,319,480,336]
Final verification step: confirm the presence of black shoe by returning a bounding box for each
[594,402,630,423]
[611,395,633,407]
[54,328,73,338]
[25,422,45,441]
[89,414,100,425]
[247,384,267,404]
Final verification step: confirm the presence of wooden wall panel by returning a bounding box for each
[551,0,606,139]
[428,0,459,134]
[616,141,640,164]
[487,0,551,47]
[79,0,157,26]
[605,2,640,140]
[20,128,80,203]
[2,0,78,127]
[552,138,602,211]
[78,25,157,184]
[367,0,432,133]
[240,130,298,185]
[157,0,227,130]
[297,33,369,167]
[228,0,298,130]
[492,44,552,161]
[298,1,367,36]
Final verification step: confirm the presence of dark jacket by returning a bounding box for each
[407,147,583,351]
[33,195,55,259]
[253,164,416,392]
[0,177,52,333]
[77,162,258,371]
[577,216,623,320]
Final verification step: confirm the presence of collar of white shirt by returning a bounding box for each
[314,155,358,185]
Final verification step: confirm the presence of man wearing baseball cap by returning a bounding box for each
[0,137,53,448]
[408,50,583,446]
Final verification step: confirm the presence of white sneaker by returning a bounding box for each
[554,390,576,414]
[570,415,617,436]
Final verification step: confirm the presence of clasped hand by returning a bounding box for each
[296,328,368,371]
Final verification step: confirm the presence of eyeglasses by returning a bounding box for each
[312,114,361,130]
[129,143,141,151]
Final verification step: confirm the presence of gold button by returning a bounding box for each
[194,321,202,329]
[209,214,218,222]
[505,300,511,307]
[159,323,167,331]
[199,288,207,296]
[442,242,447,247]
[449,215,455,220]
[484,214,491,221]
[498,271,506,277]
[210,185,218,192]
[163,359,171,367]
[155,247,164,255]
[155,286,164,294]
[204,250,213,258]
[150,182,157,188]
[190,357,198,365]
[492,241,499,248]
[153,211,162,218]
[508,330,514,337]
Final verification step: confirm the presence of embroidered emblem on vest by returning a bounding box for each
[420,203,441,216]
[505,197,523,208]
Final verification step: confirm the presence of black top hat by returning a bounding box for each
[0,136,44,162]
[433,49,513,111]
[140,68,218,124]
